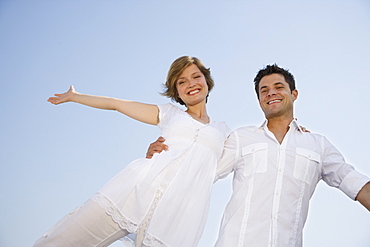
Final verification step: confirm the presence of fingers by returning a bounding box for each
[48,86,73,105]
[150,143,168,152]
[47,96,59,105]
[162,143,168,151]
[157,136,166,143]
[146,137,168,159]
[299,125,311,133]
[145,143,164,158]
[155,136,168,151]
[154,136,168,151]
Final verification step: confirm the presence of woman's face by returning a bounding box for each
[176,64,208,107]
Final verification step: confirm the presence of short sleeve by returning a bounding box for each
[157,103,176,127]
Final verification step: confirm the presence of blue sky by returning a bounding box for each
[1,1,369,246]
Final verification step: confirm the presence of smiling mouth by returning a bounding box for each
[188,89,200,95]
[267,99,281,105]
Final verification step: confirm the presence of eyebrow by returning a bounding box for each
[259,82,285,91]
[274,82,285,87]
[177,72,201,81]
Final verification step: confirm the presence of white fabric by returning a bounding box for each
[215,120,370,247]
[33,199,129,247]
[94,103,230,246]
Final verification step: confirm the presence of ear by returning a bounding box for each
[292,89,298,101]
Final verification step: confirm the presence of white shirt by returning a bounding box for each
[215,120,369,247]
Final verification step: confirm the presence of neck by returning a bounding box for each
[186,104,209,124]
[266,116,294,144]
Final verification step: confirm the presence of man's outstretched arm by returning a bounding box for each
[356,182,370,211]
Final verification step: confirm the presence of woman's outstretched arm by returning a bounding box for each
[48,86,159,125]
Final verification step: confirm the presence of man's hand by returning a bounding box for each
[146,137,168,159]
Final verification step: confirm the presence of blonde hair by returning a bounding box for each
[161,56,214,105]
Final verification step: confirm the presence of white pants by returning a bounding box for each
[33,198,130,247]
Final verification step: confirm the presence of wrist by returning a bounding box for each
[70,91,81,103]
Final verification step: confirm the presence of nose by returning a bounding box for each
[188,79,196,87]
[267,88,277,97]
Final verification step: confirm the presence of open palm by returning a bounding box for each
[48,85,76,105]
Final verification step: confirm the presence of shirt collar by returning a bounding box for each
[258,119,304,133]
[259,120,267,130]
[291,119,304,133]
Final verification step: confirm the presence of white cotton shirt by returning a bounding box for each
[215,120,369,247]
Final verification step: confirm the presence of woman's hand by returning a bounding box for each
[47,85,159,125]
[48,85,76,105]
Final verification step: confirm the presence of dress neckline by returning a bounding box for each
[184,110,211,125]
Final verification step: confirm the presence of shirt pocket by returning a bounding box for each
[241,143,268,176]
[294,148,321,184]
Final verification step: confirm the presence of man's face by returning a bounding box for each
[258,73,298,119]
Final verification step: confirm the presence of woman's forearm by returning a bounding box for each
[48,86,159,125]
[71,93,125,111]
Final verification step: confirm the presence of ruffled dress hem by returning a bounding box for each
[93,192,168,247]
[92,193,138,234]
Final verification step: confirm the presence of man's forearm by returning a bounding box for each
[356,182,370,211]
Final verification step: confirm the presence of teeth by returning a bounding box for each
[189,90,199,95]
[268,99,281,104]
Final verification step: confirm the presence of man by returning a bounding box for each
[147,64,370,246]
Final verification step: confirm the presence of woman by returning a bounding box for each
[34,56,230,247]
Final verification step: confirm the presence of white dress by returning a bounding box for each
[92,103,230,247]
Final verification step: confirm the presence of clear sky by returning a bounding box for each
[1,1,369,246]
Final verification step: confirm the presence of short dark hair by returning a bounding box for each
[254,64,296,99]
